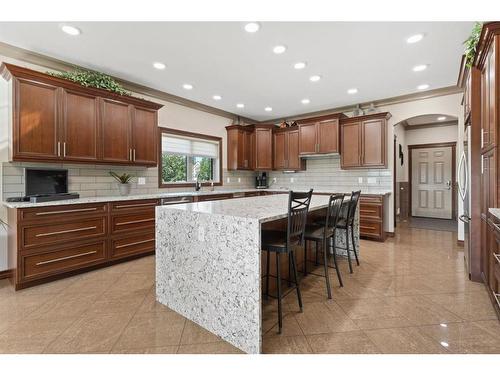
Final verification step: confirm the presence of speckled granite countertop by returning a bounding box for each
[158,194,350,223]
[3,187,391,209]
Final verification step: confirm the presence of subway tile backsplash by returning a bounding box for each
[1,156,391,200]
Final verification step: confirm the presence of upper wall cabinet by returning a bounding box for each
[273,127,305,171]
[1,63,163,167]
[340,112,390,169]
[297,114,345,155]
[226,124,274,171]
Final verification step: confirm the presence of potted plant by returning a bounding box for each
[109,171,134,196]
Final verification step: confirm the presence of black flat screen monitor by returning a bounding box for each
[25,168,68,197]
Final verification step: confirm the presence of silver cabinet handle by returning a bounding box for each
[116,218,154,226]
[133,149,136,161]
[459,214,471,224]
[115,238,154,249]
[35,226,97,237]
[36,250,97,266]
[57,141,61,157]
[63,142,66,157]
[129,149,132,161]
[115,202,157,209]
[161,198,192,205]
[35,207,98,216]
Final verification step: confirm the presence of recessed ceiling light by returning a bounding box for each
[244,22,260,33]
[301,99,310,104]
[182,84,193,90]
[236,103,245,109]
[309,75,321,82]
[61,25,81,36]
[407,33,424,44]
[273,45,287,54]
[294,62,307,70]
[440,323,448,327]
[437,116,446,121]
[264,106,273,112]
[347,88,358,94]
[440,341,449,348]
[413,64,428,72]
[417,84,430,90]
[153,62,166,70]
[212,95,222,101]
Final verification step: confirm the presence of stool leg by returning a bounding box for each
[345,228,353,274]
[288,256,292,287]
[265,250,270,299]
[303,240,308,276]
[331,235,343,287]
[323,240,332,299]
[276,252,282,334]
[315,241,319,265]
[290,250,303,312]
[351,224,360,266]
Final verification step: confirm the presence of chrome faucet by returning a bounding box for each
[195,176,201,191]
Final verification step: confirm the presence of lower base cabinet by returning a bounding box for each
[359,195,386,241]
[486,213,500,318]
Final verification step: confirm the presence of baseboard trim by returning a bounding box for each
[0,270,12,280]
[385,232,395,237]
[457,240,464,247]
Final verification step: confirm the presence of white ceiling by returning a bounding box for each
[405,114,458,126]
[0,22,473,121]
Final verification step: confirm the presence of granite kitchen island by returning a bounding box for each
[155,194,359,354]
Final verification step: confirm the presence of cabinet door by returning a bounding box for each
[299,122,317,154]
[361,119,386,167]
[61,89,99,161]
[481,44,496,149]
[287,129,301,170]
[132,106,157,165]
[318,119,339,153]
[340,122,361,168]
[101,98,132,163]
[254,127,272,170]
[226,128,239,170]
[273,132,286,169]
[14,78,60,160]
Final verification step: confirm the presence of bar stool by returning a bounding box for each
[303,194,345,299]
[261,189,313,334]
[336,190,361,274]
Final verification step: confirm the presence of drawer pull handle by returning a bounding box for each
[494,253,500,265]
[35,250,98,266]
[116,218,154,226]
[161,199,191,205]
[116,238,155,249]
[35,226,97,237]
[35,207,98,216]
[361,210,378,214]
[115,203,157,209]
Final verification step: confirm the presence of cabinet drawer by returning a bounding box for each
[20,203,107,221]
[359,219,383,238]
[111,210,155,234]
[359,203,383,220]
[22,217,107,249]
[111,231,155,259]
[110,199,159,212]
[21,241,106,280]
[360,195,383,204]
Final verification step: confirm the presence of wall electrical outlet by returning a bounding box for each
[227,177,231,183]
[290,177,294,183]
[358,177,363,184]
[137,177,146,185]
[238,177,241,183]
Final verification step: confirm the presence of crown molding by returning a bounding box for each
[0,41,258,124]
[263,85,463,124]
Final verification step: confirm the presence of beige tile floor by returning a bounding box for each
[0,223,499,354]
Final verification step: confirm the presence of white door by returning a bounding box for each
[411,147,453,219]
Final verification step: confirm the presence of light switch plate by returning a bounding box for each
[227,177,231,183]
[137,177,146,185]
[358,177,363,184]
[290,177,294,183]
[238,177,241,183]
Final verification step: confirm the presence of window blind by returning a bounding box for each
[162,134,219,158]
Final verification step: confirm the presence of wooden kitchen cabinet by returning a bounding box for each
[298,114,343,155]
[340,112,390,169]
[273,127,305,171]
[226,124,274,171]
[1,63,162,167]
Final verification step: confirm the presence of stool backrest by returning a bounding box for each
[346,190,361,226]
[325,194,345,236]
[287,189,313,248]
